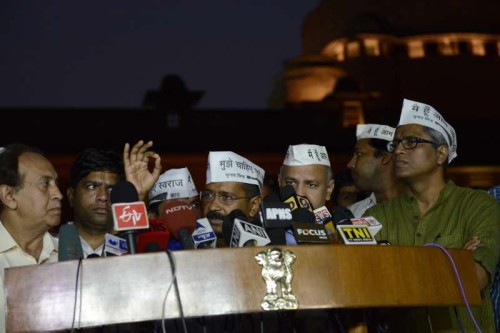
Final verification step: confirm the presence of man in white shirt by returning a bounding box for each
[0,143,62,333]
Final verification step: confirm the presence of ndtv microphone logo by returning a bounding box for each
[164,205,194,214]
[112,201,149,231]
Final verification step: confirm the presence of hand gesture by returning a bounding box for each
[123,140,162,201]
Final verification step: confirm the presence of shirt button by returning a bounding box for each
[413,216,419,222]
[416,232,422,237]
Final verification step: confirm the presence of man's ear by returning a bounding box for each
[436,145,449,166]
[325,179,335,201]
[66,187,75,208]
[381,152,393,165]
[0,185,17,210]
[248,195,262,219]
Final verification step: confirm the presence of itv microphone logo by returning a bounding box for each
[112,201,150,231]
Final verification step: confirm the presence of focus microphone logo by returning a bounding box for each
[112,201,149,231]
[292,222,331,244]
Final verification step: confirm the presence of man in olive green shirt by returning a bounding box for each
[366,98,500,332]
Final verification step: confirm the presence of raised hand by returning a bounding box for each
[123,140,162,201]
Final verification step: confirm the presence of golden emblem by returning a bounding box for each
[255,247,298,310]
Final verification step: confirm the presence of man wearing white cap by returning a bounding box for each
[278,146,336,333]
[347,123,404,217]
[146,167,200,251]
[365,99,500,332]
[148,167,199,218]
[279,143,334,210]
[201,151,265,247]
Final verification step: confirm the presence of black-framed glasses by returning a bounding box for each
[387,136,436,152]
[199,190,249,204]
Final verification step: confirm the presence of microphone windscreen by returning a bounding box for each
[222,209,247,245]
[110,181,138,204]
[160,200,198,239]
[292,207,316,223]
[332,206,355,226]
[136,231,170,253]
[279,185,296,201]
[58,223,84,261]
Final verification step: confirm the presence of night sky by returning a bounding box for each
[0,1,317,110]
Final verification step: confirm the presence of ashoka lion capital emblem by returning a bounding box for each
[255,248,298,311]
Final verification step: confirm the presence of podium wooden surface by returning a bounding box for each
[5,245,480,332]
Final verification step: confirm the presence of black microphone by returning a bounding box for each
[58,223,84,261]
[110,181,145,254]
[279,185,314,212]
[259,193,293,245]
[331,206,355,226]
[222,209,247,245]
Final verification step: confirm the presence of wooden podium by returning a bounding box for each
[5,245,480,332]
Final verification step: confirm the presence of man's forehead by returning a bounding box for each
[205,181,244,192]
[282,165,326,180]
[395,124,426,136]
[355,139,374,150]
[19,152,56,180]
[82,171,120,183]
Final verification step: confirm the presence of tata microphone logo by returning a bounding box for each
[112,201,149,231]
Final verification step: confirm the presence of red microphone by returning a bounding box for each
[160,200,199,250]
[136,220,171,253]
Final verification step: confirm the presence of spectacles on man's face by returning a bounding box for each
[199,190,249,204]
[387,136,436,152]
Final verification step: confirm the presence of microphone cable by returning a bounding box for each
[161,250,187,333]
[70,258,84,333]
[423,243,481,333]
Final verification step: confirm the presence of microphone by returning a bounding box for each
[277,185,316,245]
[160,200,198,250]
[222,209,270,247]
[279,185,314,212]
[313,206,337,242]
[104,233,129,256]
[336,216,382,245]
[58,223,84,261]
[222,209,247,245]
[259,197,293,245]
[331,206,355,226]
[230,217,271,247]
[111,181,150,254]
[192,218,217,249]
[136,224,171,253]
[291,222,331,244]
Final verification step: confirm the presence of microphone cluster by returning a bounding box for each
[259,185,333,245]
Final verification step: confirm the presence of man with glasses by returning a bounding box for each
[200,151,265,248]
[365,98,500,332]
[347,123,404,217]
